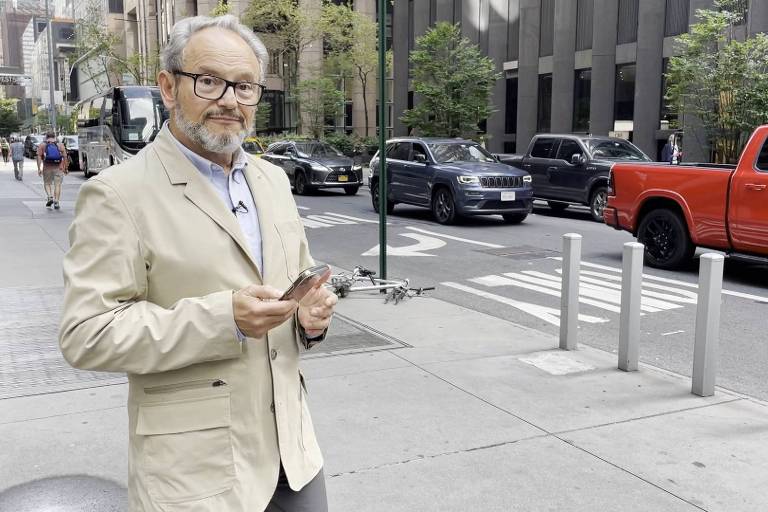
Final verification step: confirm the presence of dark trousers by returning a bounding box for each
[265,466,328,512]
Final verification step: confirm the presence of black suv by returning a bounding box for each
[498,134,650,221]
[24,134,44,159]
[262,140,363,195]
[369,137,533,225]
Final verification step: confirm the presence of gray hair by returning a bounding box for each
[161,15,268,80]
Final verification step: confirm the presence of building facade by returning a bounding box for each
[392,0,768,162]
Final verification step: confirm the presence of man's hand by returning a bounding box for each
[298,283,338,337]
[233,285,298,339]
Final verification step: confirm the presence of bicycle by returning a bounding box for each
[327,266,435,304]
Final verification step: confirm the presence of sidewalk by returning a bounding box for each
[0,160,766,511]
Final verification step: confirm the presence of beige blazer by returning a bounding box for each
[59,126,323,511]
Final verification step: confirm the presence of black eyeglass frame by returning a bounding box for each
[173,70,267,106]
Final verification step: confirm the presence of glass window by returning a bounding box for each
[615,64,636,122]
[269,143,286,155]
[556,140,583,162]
[411,143,428,162]
[539,0,554,57]
[756,139,768,172]
[101,94,113,126]
[586,139,650,161]
[573,69,591,132]
[389,143,410,161]
[617,0,639,44]
[665,0,690,37]
[108,0,124,14]
[537,74,552,133]
[505,77,518,135]
[576,0,594,50]
[119,88,165,145]
[306,143,343,157]
[531,138,556,158]
[427,143,496,164]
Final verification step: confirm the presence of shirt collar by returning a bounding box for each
[166,122,248,178]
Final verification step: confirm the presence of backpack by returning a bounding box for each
[44,142,62,164]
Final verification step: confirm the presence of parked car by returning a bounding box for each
[369,137,533,225]
[605,125,768,269]
[498,134,651,222]
[242,137,264,157]
[24,134,44,159]
[60,135,79,171]
[262,140,363,195]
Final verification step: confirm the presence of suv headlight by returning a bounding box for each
[523,175,532,183]
[457,176,480,184]
[310,162,329,171]
[352,164,362,172]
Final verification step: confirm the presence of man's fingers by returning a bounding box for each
[242,284,284,300]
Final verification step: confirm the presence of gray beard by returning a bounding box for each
[173,105,247,155]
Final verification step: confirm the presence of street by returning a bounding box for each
[297,184,768,401]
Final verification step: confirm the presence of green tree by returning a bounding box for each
[295,77,345,138]
[401,22,500,138]
[210,0,231,16]
[320,2,386,137]
[254,101,273,132]
[71,0,122,92]
[0,99,21,137]
[666,1,768,163]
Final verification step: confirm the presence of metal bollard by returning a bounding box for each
[618,242,644,371]
[560,233,582,350]
[692,253,725,397]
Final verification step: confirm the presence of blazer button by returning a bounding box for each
[270,349,278,360]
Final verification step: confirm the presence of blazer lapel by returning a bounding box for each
[243,158,282,285]
[152,127,263,281]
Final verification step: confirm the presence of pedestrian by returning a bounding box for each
[661,134,681,165]
[36,132,67,210]
[10,136,25,181]
[0,137,9,163]
[59,14,336,512]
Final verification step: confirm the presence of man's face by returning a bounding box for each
[161,27,262,154]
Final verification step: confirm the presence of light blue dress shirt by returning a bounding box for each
[170,131,264,274]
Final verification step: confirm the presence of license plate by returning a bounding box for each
[501,191,516,201]
[338,175,349,182]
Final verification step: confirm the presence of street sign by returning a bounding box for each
[0,74,32,86]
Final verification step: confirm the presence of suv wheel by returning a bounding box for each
[502,213,528,224]
[294,171,311,195]
[82,156,92,179]
[371,181,394,214]
[589,186,608,222]
[344,186,360,196]
[432,187,457,225]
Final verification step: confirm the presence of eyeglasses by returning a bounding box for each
[173,71,266,106]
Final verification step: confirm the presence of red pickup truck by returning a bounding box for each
[604,125,768,269]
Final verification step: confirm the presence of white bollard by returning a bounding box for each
[692,253,725,397]
[618,242,644,371]
[560,233,582,350]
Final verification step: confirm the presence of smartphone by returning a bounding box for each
[280,264,331,301]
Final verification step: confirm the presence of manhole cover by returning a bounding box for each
[478,245,560,261]
[302,313,409,359]
[0,475,126,511]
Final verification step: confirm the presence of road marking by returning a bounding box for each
[296,206,310,210]
[405,226,504,249]
[305,214,357,225]
[470,274,622,313]
[662,330,685,336]
[550,257,768,303]
[442,281,609,326]
[322,212,381,224]
[363,233,446,257]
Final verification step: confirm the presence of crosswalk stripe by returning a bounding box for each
[405,227,504,248]
[571,270,698,304]
[322,212,381,224]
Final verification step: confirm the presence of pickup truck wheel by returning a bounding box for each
[371,181,395,214]
[502,213,528,224]
[432,187,457,225]
[547,201,569,213]
[589,187,608,222]
[637,209,695,270]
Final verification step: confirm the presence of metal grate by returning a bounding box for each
[478,245,561,261]
[480,175,523,188]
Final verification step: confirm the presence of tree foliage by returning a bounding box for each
[320,1,387,137]
[295,78,345,138]
[401,22,500,138]
[210,0,231,16]
[666,1,768,163]
[0,99,21,137]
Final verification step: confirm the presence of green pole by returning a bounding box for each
[377,0,388,280]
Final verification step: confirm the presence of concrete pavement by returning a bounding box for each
[1,160,767,511]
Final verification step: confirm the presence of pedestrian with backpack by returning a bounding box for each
[36,132,68,210]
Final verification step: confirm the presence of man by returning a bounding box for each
[10,137,25,181]
[59,15,336,512]
[36,132,67,209]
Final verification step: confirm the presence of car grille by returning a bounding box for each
[325,167,358,183]
[480,176,523,188]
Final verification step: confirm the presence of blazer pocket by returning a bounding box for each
[275,220,303,281]
[137,395,235,504]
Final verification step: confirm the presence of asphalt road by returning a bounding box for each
[295,184,768,401]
